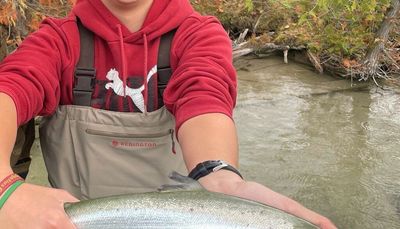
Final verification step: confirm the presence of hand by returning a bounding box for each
[316,217,338,229]
[199,170,337,229]
[0,183,79,229]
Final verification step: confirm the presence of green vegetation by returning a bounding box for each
[280,0,391,55]
[0,0,72,59]
[192,0,399,79]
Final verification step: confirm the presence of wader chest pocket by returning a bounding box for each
[77,127,179,198]
[85,128,176,153]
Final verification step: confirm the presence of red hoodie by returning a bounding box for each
[0,0,237,131]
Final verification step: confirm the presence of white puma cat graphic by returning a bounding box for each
[105,65,157,112]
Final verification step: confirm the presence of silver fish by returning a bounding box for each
[65,190,318,229]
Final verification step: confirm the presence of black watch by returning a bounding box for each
[188,160,243,180]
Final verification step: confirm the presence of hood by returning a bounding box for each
[72,0,194,43]
[71,0,194,113]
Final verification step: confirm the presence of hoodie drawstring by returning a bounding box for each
[116,24,128,97]
[116,24,149,114]
[143,33,148,115]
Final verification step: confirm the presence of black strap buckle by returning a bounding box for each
[74,68,96,91]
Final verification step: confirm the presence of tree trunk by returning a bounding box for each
[363,0,400,78]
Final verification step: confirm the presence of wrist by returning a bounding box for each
[0,167,14,179]
[188,160,243,181]
[0,172,24,200]
[316,216,335,229]
[0,180,24,209]
[199,169,244,195]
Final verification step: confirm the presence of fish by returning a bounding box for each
[65,173,318,229]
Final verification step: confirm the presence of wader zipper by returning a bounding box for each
[86,129,177,154]
[170,129,176,154]
[85,129,172,138]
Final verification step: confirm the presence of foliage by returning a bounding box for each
[291,0,392,58]
[0,0,72,59]
[192,0,399,74]
[191,0,270,35]
[193,0,394,58]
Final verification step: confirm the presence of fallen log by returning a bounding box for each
[232,35,306,61]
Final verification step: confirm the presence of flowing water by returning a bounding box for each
[234,55,400,229]
[26,55,400,229]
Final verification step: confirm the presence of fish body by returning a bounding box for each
[65,190,318,229]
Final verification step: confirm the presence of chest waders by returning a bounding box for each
[38,20,187,199]
[11,119,35,179]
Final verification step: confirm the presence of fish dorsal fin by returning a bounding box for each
[157,171,204,192]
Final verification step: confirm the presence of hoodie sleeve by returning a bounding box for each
[164,15,237,132]
[0,18,76,125]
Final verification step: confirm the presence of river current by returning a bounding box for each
[235,55,400,229]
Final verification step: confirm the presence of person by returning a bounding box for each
[0,0,337,228]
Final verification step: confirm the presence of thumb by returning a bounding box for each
[55,189,80,203]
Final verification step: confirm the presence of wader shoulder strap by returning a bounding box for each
[73,21,175,107]
[73,18,96,106]
[157,29,176,107]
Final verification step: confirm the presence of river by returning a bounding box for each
[26,55,400,229]
[234,55,400,229]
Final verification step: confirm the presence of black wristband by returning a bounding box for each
[188,160,243,180]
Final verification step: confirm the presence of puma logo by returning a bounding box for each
[105,66,157,112]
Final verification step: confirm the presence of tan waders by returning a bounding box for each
[10,20,186,199]
[11,119,35,179]
[39,105,187,199]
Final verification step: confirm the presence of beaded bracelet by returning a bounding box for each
[0,180,24,209]
[0,174,24,197]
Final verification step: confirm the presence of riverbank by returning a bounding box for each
[201,0,400,81]
[1,0,398,82]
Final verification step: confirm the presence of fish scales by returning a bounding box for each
[65,190,318,229]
